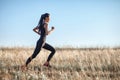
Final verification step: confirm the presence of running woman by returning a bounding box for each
[22,13,56,69]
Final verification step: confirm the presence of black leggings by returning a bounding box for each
[26,39,56,66]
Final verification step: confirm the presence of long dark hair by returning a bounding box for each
[38,13,50,30]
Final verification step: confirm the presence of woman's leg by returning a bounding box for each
[25,39,43,66]
[43,43,56,62]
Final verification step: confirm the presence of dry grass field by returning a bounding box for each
[0,47,120,80]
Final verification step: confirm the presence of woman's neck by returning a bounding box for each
[44,21,48,24]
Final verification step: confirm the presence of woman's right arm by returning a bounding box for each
[33,26,41,35]
[44,24,54,35]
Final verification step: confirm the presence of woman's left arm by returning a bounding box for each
[33,26,41,35]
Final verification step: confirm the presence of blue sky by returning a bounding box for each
[0,0,120,48]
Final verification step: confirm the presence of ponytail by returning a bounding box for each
[40,14,44,26]
[38,14,44,30]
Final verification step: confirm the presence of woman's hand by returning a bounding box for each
[51,26,55,31]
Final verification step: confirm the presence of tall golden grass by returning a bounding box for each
[0,47,120,80]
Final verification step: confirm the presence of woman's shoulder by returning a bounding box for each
[43,22,48,27]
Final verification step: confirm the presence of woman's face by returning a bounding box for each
[45,16,50,23]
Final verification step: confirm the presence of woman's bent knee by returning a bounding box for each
[52,48,56,53]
